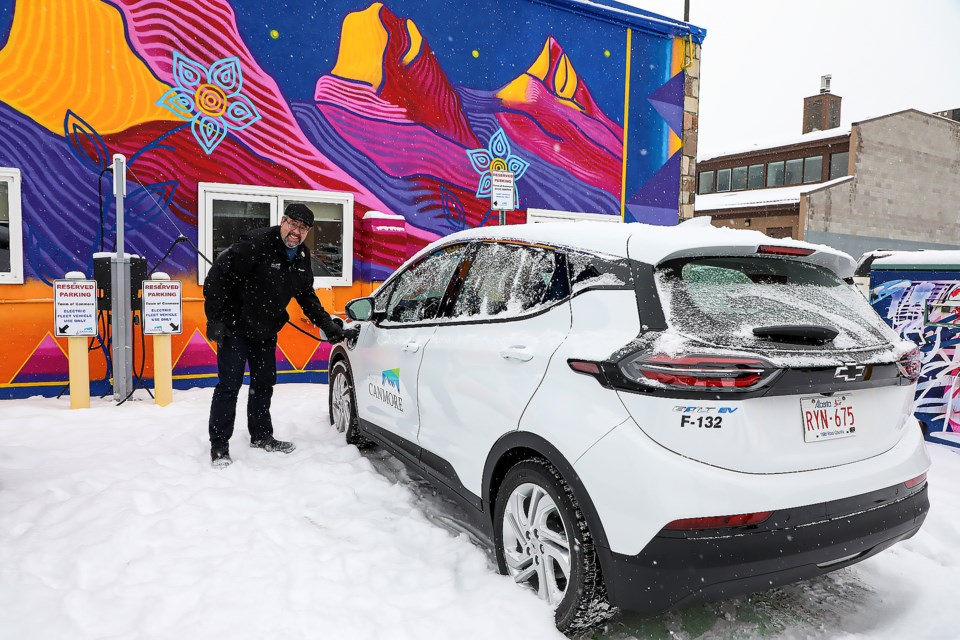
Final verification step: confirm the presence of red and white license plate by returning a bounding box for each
[801,394,857,443]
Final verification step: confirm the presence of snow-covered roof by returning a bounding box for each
[695,176,853,212]
[700,127,851,162]
[430,217,855,276]
[872,250,960,269]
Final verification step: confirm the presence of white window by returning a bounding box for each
[0,168,24,284]
[197,183,354,287]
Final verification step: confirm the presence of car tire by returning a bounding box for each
[329,359,373,449]
[494,458,616,633]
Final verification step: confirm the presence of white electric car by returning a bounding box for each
[327,219,930,632]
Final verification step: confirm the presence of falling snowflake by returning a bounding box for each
[156,51,262,155]
[466,129,529,206]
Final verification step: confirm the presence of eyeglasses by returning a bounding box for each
[283,217,311,234]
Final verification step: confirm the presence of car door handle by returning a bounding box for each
[499,347,534,362]
[401,341,420,353]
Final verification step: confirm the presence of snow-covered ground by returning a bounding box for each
[1,384,957,640]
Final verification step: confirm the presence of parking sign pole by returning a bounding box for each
[150,272,174,406]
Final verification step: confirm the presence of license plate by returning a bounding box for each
[801,394,857,442]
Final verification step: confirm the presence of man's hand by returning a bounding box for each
[324,325,345,344]
[206,321,229,345]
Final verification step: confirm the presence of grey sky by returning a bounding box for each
[621,0,960,157]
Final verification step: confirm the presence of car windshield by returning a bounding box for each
[656,256,898,350]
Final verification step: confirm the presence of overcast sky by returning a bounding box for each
[622,0,960,158]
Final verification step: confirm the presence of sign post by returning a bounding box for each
[54,272,98,409]
[490,170,515,225]
[142,273,182,406]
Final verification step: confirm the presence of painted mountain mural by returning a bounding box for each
[0,0,696,393]
[304,3,624,275]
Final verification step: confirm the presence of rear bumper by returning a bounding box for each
[599,482,929,613]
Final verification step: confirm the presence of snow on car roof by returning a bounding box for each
[872,250,960,269]
[440,218,856,276]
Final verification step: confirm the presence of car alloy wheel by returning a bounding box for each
[328,360,372,448]
[494,459,615,632]
[502,482,571,605]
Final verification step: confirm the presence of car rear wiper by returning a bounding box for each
[752,324,839,345]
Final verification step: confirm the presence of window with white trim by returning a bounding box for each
[197,183,354,287]
[0,168,24,284]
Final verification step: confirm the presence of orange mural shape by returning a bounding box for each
[0,0,176,135]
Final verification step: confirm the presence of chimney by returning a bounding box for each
[802,74,842,134]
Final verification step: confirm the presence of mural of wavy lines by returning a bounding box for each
[113,0,392,215]
[0,0,174,135]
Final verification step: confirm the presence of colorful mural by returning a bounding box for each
[0,0,704,398]
[871,272,960,449]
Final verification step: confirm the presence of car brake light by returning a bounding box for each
[904,472,927,488]
[757,244,815,257]
[896,348,921,381]
[619,353,778,392]
[567,359,609,385]
[663,511,773,531]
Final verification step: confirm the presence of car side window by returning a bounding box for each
[384,245,466,324]
[452,243,564,320]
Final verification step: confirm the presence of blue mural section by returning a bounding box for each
[871,269,960,449]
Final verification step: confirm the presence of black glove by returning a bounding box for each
[206,321,229,345]
[325,325,345,344]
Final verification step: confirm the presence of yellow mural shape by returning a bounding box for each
[0,0,175,135]
[332,3,389,91]
[668,127,683,157]
[498,38,583,112]
[403,20,423,66]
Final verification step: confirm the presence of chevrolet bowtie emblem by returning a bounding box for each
[835,363,866,381]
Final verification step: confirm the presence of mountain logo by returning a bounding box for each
[382,368,401,392]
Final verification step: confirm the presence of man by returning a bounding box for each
[203,203,355,468]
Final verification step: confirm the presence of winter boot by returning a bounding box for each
[211,448,233,468]
[250,437,296,454]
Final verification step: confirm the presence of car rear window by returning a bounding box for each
[656,256,898,350]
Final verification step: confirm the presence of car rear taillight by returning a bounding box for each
[897,348,921,381]
[757,244,816,257]
[619,353,778,392]
[663,511,773,531]
[904,472,927,489]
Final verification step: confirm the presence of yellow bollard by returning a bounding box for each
[68,335,90,409]
[153,333,172,406]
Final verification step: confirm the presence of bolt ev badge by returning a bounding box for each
[834,363,865,381]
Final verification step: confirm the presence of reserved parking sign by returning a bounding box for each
[141,280,182,335]
[53,279,98,337]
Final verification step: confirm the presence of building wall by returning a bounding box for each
[0,0,703,397]
[804,110,960,256]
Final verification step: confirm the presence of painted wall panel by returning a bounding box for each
[0,0,703,397]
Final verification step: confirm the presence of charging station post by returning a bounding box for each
[111,154,133,401]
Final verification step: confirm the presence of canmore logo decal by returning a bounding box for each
[369,369,402,412]
[382,368,401,392]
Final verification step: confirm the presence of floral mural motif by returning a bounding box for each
[466,129,529,207]
[156,52,262,155]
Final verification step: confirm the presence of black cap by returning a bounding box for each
[284,203,314,227]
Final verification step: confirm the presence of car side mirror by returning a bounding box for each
[346,297,375,322]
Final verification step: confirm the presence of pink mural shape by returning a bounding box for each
[275,345,297,373]
[303,341,333,372]
[11,334,69,383]
[173,329,219,376]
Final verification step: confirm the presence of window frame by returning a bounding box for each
[747,164,764,189]
[197,183,354,288]
[766,161,785,187]
[0,168,24,285]
[716,168,732,192]
[829,151,850,180]
[803,155,823,184]
[698,170,715,195]
[784,158,804,185]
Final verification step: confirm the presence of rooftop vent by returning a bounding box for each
[820,74,832,94]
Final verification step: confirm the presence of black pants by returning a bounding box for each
[209,333,277,452]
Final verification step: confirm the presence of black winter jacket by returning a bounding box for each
[203,226,340,341]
